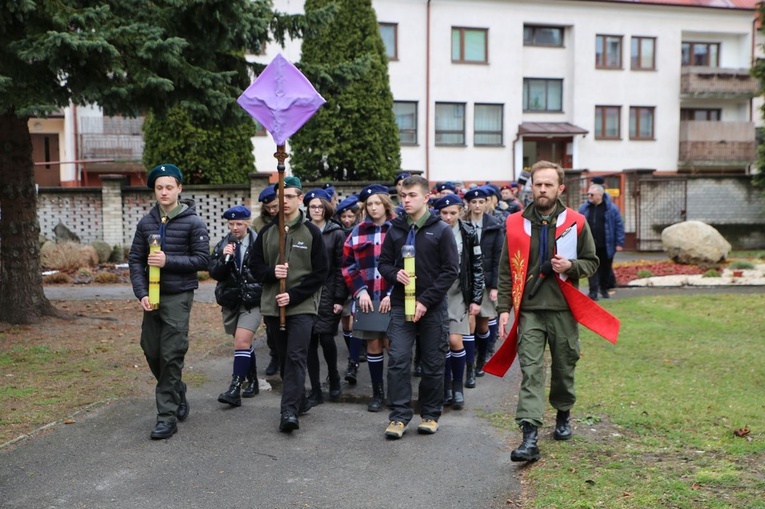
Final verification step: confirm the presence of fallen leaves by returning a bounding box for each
[613,261,705,285]
[733,428,750,438]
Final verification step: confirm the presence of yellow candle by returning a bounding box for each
[402,245,416,321]
[148,234,161,310]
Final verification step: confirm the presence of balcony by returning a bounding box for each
[678,120,755,170]
[680,67,758,99]
[79,116,144,162]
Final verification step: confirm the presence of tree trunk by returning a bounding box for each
[0,113,60,324]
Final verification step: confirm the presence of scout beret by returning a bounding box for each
[303,188,331,207]
[147,163,183,189]
[283,176,302,190]
[394,172,410,184]
[464,187,489,201]
[258,186,277,204]
[359,184,389,202]
[437,182,456,193]
[510,181,519,188]
[222,205,251,220]
[335,195,359,215]
[484,184,501,198]
[433,194,463,211]
[322,184,336,198]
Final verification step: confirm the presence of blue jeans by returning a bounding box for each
[386,303,449,424]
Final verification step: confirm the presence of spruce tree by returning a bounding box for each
[291,0,401,182]
[142,107,256,185]
[0,0,325,324]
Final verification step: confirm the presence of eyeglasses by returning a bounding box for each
[309,205,324,210]
[283,194,299,200]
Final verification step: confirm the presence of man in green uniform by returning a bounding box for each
[496,160,598,461]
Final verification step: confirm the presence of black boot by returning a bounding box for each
[218,375,244,407]
[465,362,477,388]
[443,386,454,406]
[452,380,464,410]
[511,422,541,462]
[367,382,385,412]
[344,360,359,385]
[328,373,342,401]
[476,353,486,377]
[265,356,279,376]
[242,366,259,398]
[306,386,324,407]
[553,410,572,441]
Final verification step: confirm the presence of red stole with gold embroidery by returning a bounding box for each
[483,208,620,377]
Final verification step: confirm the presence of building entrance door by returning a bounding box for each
[32,133,61,186]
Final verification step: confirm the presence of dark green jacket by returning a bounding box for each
[497,199,598,313]
[250,210,327,317]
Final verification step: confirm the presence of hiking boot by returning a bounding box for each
[443,387,454,407]
[217,375,244,407]
[553,410,573,441]
[476,353,486,377]
[367,382,385,412]
[242,369,259,398]
[452,380,464,410]
[417,418,439,435]
[344,360,359,385]
[265,356,279,377]
[465,362,477,388]
[385,421,407,439]
[328,374,342,401]
[306,387,324,408]
[511,422,541,462]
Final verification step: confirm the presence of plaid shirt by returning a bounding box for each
[342,219,391,300]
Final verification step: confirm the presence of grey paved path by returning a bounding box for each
[2,284,523,509]
[3,259,758,509]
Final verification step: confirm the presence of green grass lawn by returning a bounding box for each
[490,294,765,509]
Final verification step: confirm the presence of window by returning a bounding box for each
[474,104,503,146]
[435,103,466,145]
[393,101,417,145]
[681,42,719,67]
[631,37,656,70]
[452,27,488,63]
[523,25,564,47]
[680,108,721,121]
[523,78,563,112]
[629,107,655,140]
[379,23,398,60]
[595,106,621,139]
[596,35,622,69]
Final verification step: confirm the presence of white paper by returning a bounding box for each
[556,224,578,261]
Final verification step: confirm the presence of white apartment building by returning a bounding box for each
[29,0,760,187]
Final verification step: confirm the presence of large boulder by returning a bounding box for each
[661,221,731,265]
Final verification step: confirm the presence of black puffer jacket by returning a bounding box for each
[313,219,348,334]
[456,220,485,307]
[208,228,262,311]
[129,199,210,299]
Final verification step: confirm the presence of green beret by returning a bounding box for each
[147,163,183,189]
[283,176,302,190]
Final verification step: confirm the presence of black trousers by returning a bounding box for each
[264,314,314,417]
[588,246,613,295]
